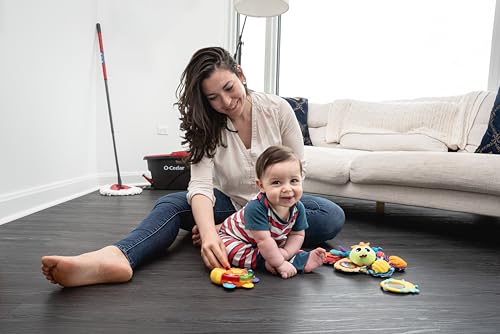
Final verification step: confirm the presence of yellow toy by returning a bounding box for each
[330,242,408,278]
[380,278,420,294]
[210,267,260,289]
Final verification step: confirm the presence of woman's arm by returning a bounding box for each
[191,194,229,269]
[188,157,229,269]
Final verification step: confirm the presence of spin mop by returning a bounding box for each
[96,23,142,196]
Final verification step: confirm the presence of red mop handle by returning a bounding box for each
[96,23,107,80]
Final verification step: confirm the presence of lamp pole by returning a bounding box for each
[234,15,247,65]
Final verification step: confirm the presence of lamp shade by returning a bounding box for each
[234,0,289,17]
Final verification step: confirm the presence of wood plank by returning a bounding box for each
[1,190,500,333]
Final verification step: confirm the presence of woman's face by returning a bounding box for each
[201,68,248,119]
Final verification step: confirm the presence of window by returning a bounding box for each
[273,0,495,102]
[237,16,267,93]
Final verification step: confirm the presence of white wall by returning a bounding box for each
[95,0,229,180]
[0,0,231,224]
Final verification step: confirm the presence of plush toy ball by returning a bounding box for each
[349,242,376,266]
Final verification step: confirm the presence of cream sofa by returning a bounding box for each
[303,91,500,217]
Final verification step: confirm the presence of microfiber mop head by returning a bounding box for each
[99,184,143,196]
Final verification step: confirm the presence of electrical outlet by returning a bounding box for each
[157,124,168,135]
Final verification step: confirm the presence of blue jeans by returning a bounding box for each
[115,190,345,269]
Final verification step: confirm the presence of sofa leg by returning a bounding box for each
[376,201,385,215]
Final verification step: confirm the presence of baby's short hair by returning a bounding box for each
[255,145,302,179]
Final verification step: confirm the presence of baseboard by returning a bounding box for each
[0,172,149,225]
[97,171,150,187]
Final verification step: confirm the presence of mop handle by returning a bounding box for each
[96,23,123,187]
[96,23,108,80]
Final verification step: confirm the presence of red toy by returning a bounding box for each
[210,268,260,289]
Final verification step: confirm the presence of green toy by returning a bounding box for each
[331,241,407,278]
[349,241,376,266]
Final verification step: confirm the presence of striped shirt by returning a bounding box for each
[220,192,308,269]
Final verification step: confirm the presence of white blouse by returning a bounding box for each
[186,91,305,210]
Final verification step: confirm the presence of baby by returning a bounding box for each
[219,145,326,279]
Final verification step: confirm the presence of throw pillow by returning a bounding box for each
[476,87,500,153]
[282,97,313,146]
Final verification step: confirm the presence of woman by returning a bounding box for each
[41,47,345,287]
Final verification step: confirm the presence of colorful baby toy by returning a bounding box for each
[210,267,260,289]
[325,242,419,294]
[380,278,420,294]
[327,242,408,278]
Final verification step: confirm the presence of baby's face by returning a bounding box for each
[257,159,303,210]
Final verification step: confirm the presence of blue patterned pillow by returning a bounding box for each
[282,97,313,146]
[476,87,500,154]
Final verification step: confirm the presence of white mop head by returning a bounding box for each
[99,184,143,196]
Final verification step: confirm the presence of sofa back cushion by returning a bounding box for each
[308,91,492,152]
[307,102,335,147]
[307,101,449,151]
[465,91,495,152]
[340,133,448,152]
[474,90,499,153]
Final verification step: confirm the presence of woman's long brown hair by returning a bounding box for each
[176,47,247,164]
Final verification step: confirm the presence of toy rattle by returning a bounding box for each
[210,267,260,289]
[380,278,420,294]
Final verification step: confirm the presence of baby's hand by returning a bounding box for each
[277,261,297,279]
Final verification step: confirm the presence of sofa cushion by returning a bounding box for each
[304,146,366,185]
[466,91,494,151]
[350,151,500,196]
[476,88,500,154]
[396,91,491,151]
[307,102,332,128]
[339,133,448,152]
[325,99,462,148]
[282,97,312,146]
[325,92,489,151]
[308,127,342,148]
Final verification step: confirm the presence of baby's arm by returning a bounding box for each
[251,230,297,278]
[281,230,305,260]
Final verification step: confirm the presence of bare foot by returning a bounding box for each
[304,247,326,273]
[41,246,133,287]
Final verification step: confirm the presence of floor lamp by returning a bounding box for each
[233,0,289,64]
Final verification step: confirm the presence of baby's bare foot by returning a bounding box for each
[304,247,326,273]
[41,246,133,287]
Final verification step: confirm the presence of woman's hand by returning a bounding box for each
[199,228,229,269]
[191,224,221,246]
[189,194,228,269]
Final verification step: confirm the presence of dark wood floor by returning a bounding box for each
[1,189,500,334]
